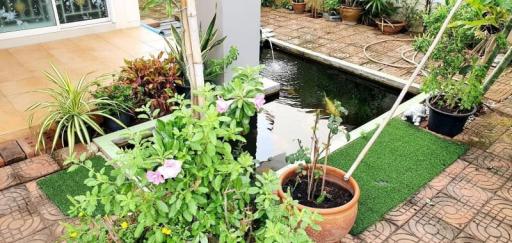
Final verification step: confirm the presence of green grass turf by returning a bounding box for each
[327,119,467,235]
[37,156,112,216]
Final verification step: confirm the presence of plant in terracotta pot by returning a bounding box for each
[363,0,405,34]
[277,97,360,242]
[340,0,364,24]
[413,1,511,137]
[293,0,307,14]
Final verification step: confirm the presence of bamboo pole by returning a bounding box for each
[482,46,512,93]
[343,0,465,181]
[180,0,205,110]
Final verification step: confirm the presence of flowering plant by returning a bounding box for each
[62,67,320,242]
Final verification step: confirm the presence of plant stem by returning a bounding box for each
[307,111,321,201]
[320,131,332,194]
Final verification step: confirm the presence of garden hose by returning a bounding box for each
[363,38,429,76]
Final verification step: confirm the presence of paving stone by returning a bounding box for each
[487,129,512,161]
[485,81,512,102]
[0,156,4,168]
[385,228,424,243]
[0,140,26,165]
[24,181,47,205]
[452,232,484,243]
[38,201,67,227]
[16,136,37,159]
[341,234,362,243]
[454,113,510,150]
[480,195,512,226]
[494,98,512,117]
[497,179,512,201]
[464,209,512,243]
[402,205,461,242]
[450,165,508,193]
[0,209,46,243]
[422,193,477,229]
[409,184,440,207]
[443,173,494,209]
[358,220,398,243]
[0,166,20,191]
[461,148,512,176]
[12,155,60,183]
[385,200,422,227]
[0,185,31,217]
[16,228,57,243]
[427,170,455,191]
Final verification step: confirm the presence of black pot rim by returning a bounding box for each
[426,96,477,117]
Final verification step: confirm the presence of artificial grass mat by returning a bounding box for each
[327,119,467,235]
[37,156,112,216]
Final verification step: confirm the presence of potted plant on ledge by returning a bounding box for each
[293,0,307,14]
[340,0,364,24]
[277,97,360,242]
[323,0,341,22]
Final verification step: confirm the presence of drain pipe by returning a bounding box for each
[344,0,465,181]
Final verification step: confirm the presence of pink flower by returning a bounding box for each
[253,94,265,110]
[146,171,165,185]
[216,97,232,113]
[157,159,182,179]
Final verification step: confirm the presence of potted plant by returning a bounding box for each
[292,0,306,14]
[340,0,363,24]
[92,83,135,132]
[27,65,124,155]
[277,97,360,241]
[117,51,180,117]
[363,0,405,34]
[323,0,341,21]
[413,2,510,137]
[399,0,424,33]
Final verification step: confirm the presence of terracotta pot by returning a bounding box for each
[293,2,306,14]
[277,165,360,242]
[376,20,407,35]
[340,6,363,24]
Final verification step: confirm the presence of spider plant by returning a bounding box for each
[27,65,124,154]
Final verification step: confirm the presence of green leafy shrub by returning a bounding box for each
[118,51,181,116]
[62,67,320,242]
[92,83,134,116]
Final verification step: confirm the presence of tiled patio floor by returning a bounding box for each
[0,27,166,143]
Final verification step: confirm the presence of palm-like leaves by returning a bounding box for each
[165,14,227,84]
[27,65,124,154]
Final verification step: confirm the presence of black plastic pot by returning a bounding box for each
[104,112,134,133]
[426,97,476,137]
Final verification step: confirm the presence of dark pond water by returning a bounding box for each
[248,48,413,162]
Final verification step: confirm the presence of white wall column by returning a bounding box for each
[110,0,141,28]
[196,0,261,83]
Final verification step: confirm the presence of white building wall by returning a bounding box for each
[196,0,261,84]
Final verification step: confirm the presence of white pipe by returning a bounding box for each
[344,0,465,181]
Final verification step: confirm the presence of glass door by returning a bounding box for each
[0,0,57,33]
[0,0,109,34]
[55,0,109,26]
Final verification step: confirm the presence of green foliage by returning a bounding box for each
[396,0,424,28]
[449,0,512,33]
[414,2,487,111]
[92,83,134,116]
[166,14,237,84]
[323,0,340,11]
[61,69,320,242]
[118,51,180,116]
[364,0,397,19]
[217,66,264,134]
[26,65,123,154]
[141,0,176,19]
